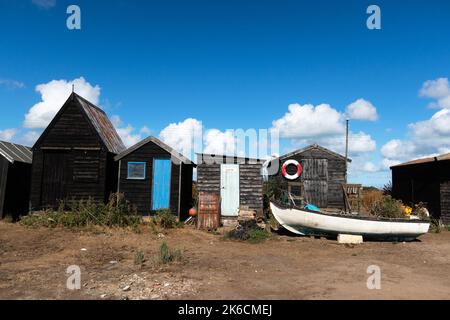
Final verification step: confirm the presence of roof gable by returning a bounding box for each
[114,136,195,165]
[275,144,351,163]
[0,141,32,164]
[33,93,125,154]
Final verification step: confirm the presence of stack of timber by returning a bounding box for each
[237,206,256,223]
[197,192,220,230]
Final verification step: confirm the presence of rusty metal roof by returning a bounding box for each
[0,141,32,164]
[391,152,450,168]
[74,94,126,154]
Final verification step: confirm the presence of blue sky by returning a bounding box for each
[1,0,450,186]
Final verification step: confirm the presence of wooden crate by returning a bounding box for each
[197,192,220,230]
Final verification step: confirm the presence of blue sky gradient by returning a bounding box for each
[1,0,450,186]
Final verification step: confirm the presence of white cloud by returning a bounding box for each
[0,79,25,90]
[346,98,378,121]
[203,129,237,156]
[159,118,203,159]
[21,130,41,146]
[32,0,56,9]
[363,162,377,173]
[382,77,450,167]
[419,77,450,109]
[24,77,101,129]
[271,103,345,139]
[111,115,150,148]
[0,128,18,142]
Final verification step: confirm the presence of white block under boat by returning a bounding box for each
[270,201,430,241]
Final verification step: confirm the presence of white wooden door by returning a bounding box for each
[220,164,240,216]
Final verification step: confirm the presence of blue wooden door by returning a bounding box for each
[220,164,240,216]
[152,159,171,210]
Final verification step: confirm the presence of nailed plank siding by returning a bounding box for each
[0,157,9,217]
[440,181,450,224]
[31,100,114,209]
[392,160,450,221]
[197,158,263,217]
[269,147,346,209]
[117,140,193,216]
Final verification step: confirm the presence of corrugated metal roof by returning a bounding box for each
[74,94,126,154]
[115,136,195,165]
[0,141,32,164]
[391,152,450,168]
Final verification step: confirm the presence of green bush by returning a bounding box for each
[370,196,404,218]
[154,209,180,229]
[225,220,271,243]
[430,220,442,233]
[156,242,181,264]
[20,193,142,229]
[247,228,271,244]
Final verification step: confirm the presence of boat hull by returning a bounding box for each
[270,202,430,241]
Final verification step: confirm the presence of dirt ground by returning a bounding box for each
[0,221,449,300]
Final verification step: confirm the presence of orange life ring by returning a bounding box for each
[282,160,302,180]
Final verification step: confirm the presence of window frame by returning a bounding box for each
[127,161,146,180]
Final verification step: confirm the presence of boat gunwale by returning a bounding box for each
[271,200,430,224]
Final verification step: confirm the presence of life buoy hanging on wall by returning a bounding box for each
[281,160,302,180]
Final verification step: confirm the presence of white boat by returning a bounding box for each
[270,201,430,241]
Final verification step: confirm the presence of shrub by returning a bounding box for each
[382,181,393,196]
[430,220,442,233]
[370,196,404,218]
[247,228,271,244]
[20,193,142,229]
[156,242,181,264]
[134,250,146,266]
[362,188,383,214]
[154,209,179,229]
[225,220,271,243]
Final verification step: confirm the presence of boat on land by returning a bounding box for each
[270,201,430,241]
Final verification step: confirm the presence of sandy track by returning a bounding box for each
[0,221,449,300]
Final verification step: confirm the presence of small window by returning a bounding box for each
[127,162,146,180]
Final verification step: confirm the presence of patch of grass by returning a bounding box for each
[134,250,146,266]
[224,220,271,244]
[430,220,442,234]
[156,242,182,264]
[20,193,142,230]
[153,209,182,229]
[247,228,271,244]
[446,225,450,232]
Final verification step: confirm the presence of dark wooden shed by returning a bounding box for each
[0,141,33,219]
[196,153,264,225]
[266,144,350,209]
[30,93,126,209]
[115,136,195,219]
[391,153,450,224]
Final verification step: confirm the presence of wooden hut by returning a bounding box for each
[115,136,195,219]
[30,93,126,209]
[391,153,450,224]
[196,153,264,225]
[0,141,33,219]
[266,144,351,209]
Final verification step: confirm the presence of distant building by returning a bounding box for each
[0,141,33,219]
[30,93,126,209]
[391,153,450,224]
